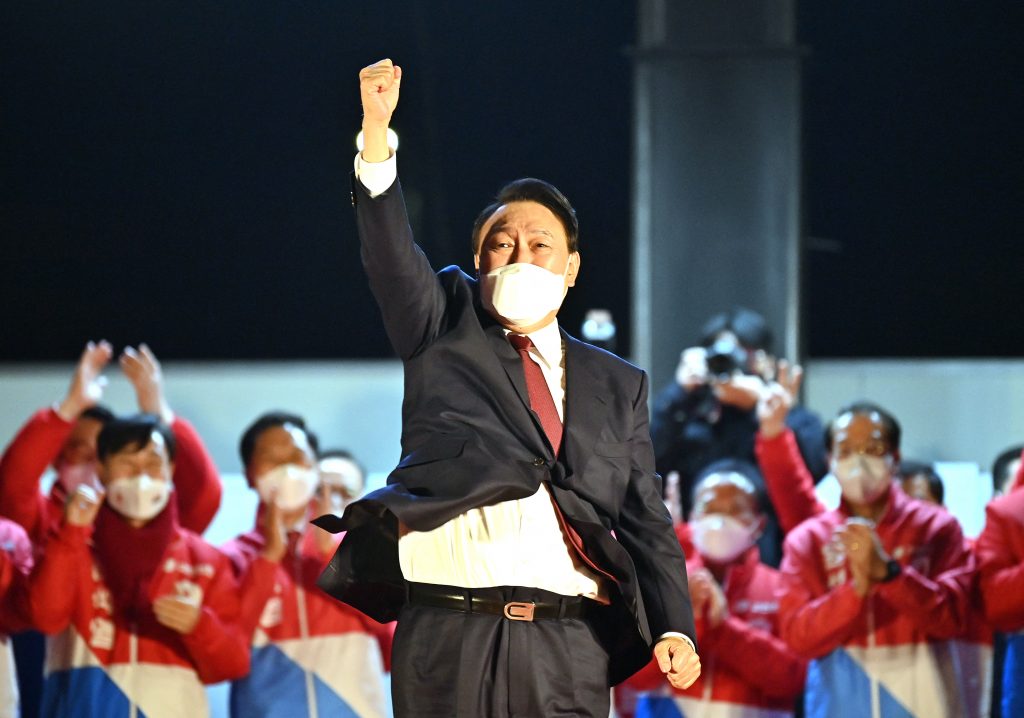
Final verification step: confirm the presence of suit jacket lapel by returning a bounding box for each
[483,320,552,451]
[563,331,610,474]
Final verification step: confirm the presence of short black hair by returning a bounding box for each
[691,458,768,514]
[470,178,579,255]
[825,401,902,453]
[699,307,773,354]
[238,411,319,469]
[898,460,944,504]
[81,405,116,425]
[992,444,1024,493]
[97,413,176,462]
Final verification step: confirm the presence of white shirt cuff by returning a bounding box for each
[353,150,397,198]
[658,631,696,653]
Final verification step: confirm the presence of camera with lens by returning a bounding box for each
[704,336,749,381]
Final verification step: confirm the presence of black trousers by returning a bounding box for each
[391,585,610,718]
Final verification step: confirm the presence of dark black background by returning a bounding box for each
[2,2,1020,361]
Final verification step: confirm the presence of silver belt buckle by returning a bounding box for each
[503,601,536,621]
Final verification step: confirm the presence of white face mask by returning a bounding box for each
[832,454,893,505]
[690,514,756,563]
[57,462,99,495]
[257,464,318,512]
[481,262,569,325]
[106,475,172,521]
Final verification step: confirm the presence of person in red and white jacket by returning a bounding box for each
[768,401,975,718]
[976,486,1024,717]
[221,412,392,718]
[0,341,222,542]
[616,461,806,718]
[0,517,33,716]
[22,414,249,718]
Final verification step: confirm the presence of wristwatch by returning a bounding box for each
[881,558,902,583]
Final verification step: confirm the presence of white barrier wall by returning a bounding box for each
[0,360,406,483]
[803,359,1024,473]
[4,357,1020,483]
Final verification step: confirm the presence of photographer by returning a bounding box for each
[651,308,827,566]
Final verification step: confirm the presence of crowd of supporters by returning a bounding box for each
[1,319,1021,718]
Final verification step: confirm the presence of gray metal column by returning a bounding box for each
[632,0,803,390]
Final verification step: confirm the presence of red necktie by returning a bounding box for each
[509,334,563,456]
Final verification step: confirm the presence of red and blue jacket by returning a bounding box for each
[222,526,393,718]
[24,519,249,718]
[617,540,805,718]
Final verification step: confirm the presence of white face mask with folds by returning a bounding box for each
[256,463,318,512]
[832,454,893,505]
[690,514,757,563]
[480,262,569,325]
[106,474,172,521]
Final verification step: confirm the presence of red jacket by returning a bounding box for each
[617,544,805,718]
[976,488,1024,632]
[24,518,249,717]
[222,527,393,662]
[0,517,32,635]
[221,525,394,718]
[755,428,825,534]
[0,408,222,541]
[779,486,972,657]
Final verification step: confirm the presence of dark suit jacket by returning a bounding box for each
[315,176,695,684]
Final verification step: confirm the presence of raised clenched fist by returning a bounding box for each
[359,58,402,130]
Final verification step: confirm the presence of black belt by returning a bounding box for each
[406,583,589,622]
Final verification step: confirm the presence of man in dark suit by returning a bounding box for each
[316,58,700,718]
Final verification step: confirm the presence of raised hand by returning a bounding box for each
[259,494,288,563]
[359,58,402,162]
[756,359,804,439]
[57,341,114,421]
[664,471,684,526]
[65,485,105,527]
[120,344,174,424]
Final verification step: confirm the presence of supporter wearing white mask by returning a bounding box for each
[239,413,322,547]
[617,462,806,717]
[222,413,391,718]
[827,406,903,586]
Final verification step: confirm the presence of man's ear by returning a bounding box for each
[473,253,480,273]
[566,252,581,287]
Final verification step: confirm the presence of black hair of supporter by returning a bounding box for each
[97,413,177,462]
[898,460,945,504]
[470,178,579,255]
[992,444,1024,492]
[825,401,902,453]
[691,458,769,515]
[239,411,320,468]
[698,307,773,354]
[82,405,116,424]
